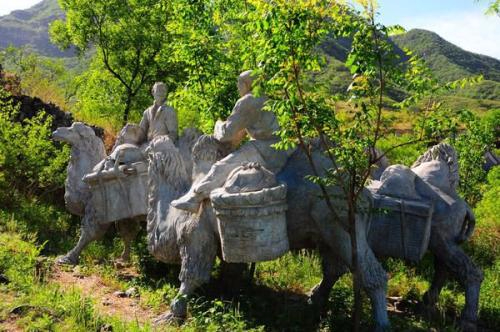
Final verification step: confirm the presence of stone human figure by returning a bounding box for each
[91,82,178,175]
[93,124,144,172]
[139,81,178,145]
[171,70,293,212]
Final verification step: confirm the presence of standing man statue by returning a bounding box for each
[172,70,293,212]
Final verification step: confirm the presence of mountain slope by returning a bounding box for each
[391,29,500,104]
[0,0,71,57]
[0,2,498,108]
[392,29,500,83]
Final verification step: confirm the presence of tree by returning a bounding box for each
[486,0,500,15]
[167,0,258,132]
[475,0,500,16]
[50,0,174,124]
[1,46,70,108]
[247,0,476,329]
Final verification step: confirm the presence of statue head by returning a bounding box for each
[237,70,254,97]
[152,82,167,104]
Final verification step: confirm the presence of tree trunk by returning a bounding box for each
[122,91,133,125]
[349,196,362,332]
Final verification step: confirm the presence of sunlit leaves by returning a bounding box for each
[50,0,174,123]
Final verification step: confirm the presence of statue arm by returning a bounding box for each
[214,98,250,145]
[138,109,150,143]
[167,108,178,141]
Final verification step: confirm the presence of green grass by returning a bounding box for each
[0,215,499,331]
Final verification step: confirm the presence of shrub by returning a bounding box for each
[453,110,497,206]
[0,87,69,208]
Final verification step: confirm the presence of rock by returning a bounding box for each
[125,287,139,298]
[113,291,127,298]
[102,298,112,306]
[4,93,104,138]
[113,287,139,298]
[100,323,113,331]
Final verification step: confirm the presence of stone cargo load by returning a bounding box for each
[368,193,433,263]
[83,162,148,224]
[210,163,289,263]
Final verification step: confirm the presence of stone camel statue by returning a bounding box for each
[314,143,482,332]
[52,122,201,265]
[146,135,391,331]
[52,122,141,264]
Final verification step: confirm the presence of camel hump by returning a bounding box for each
[377,164,420,200]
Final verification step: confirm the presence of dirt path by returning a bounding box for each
[50,265,157,325]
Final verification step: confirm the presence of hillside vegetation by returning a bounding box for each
[1,1,500,124]
[0,0,71,57]
[392,29,500,106]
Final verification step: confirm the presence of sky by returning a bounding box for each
[377,0,500,60]
[0,0,499,59]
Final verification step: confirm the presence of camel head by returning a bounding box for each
[53,122,106,216]
[190,135,229,183]
[147,135,191,202]
[411,143,459,194]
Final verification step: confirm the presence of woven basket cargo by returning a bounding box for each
[210,183,289,263]
[368,193,433,263]
[83,162,148,224]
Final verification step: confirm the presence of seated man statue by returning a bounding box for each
[172,70,293,212]
[92,81,178,175]
[138,81,178,146]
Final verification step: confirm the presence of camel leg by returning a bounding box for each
[155,206,218,325]
[57,213,111,265]
[423,257,449,308]
[153,280,199,325]
[344,215,390,331]
[313,207,389,330]
[356,237,390,332]
[430,234,483,332]
[154,247,216,325]
[116,218,142,262]
[308,247,349,312]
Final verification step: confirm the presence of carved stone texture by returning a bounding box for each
[365,143,482,330]
[211,163,288,263]
[83,162,149,224]
[368,193,433,263]
[148,134,390,329]
[53,80,186,264]
[52,122,106,216]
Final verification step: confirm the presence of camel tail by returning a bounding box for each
[456,203,476,244]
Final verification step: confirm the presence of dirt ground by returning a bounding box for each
[50,265,155,324]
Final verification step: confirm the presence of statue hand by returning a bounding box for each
[213,120,225,141]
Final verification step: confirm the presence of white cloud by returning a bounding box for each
[400,11,500,60]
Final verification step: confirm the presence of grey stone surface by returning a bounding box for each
[148,134,390,329]
[54,83,185,265]
[211,163,289,263]
[52,122,106,217]
[171,71,293,213]
[147,69,390,329]
[367,143,482,330]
